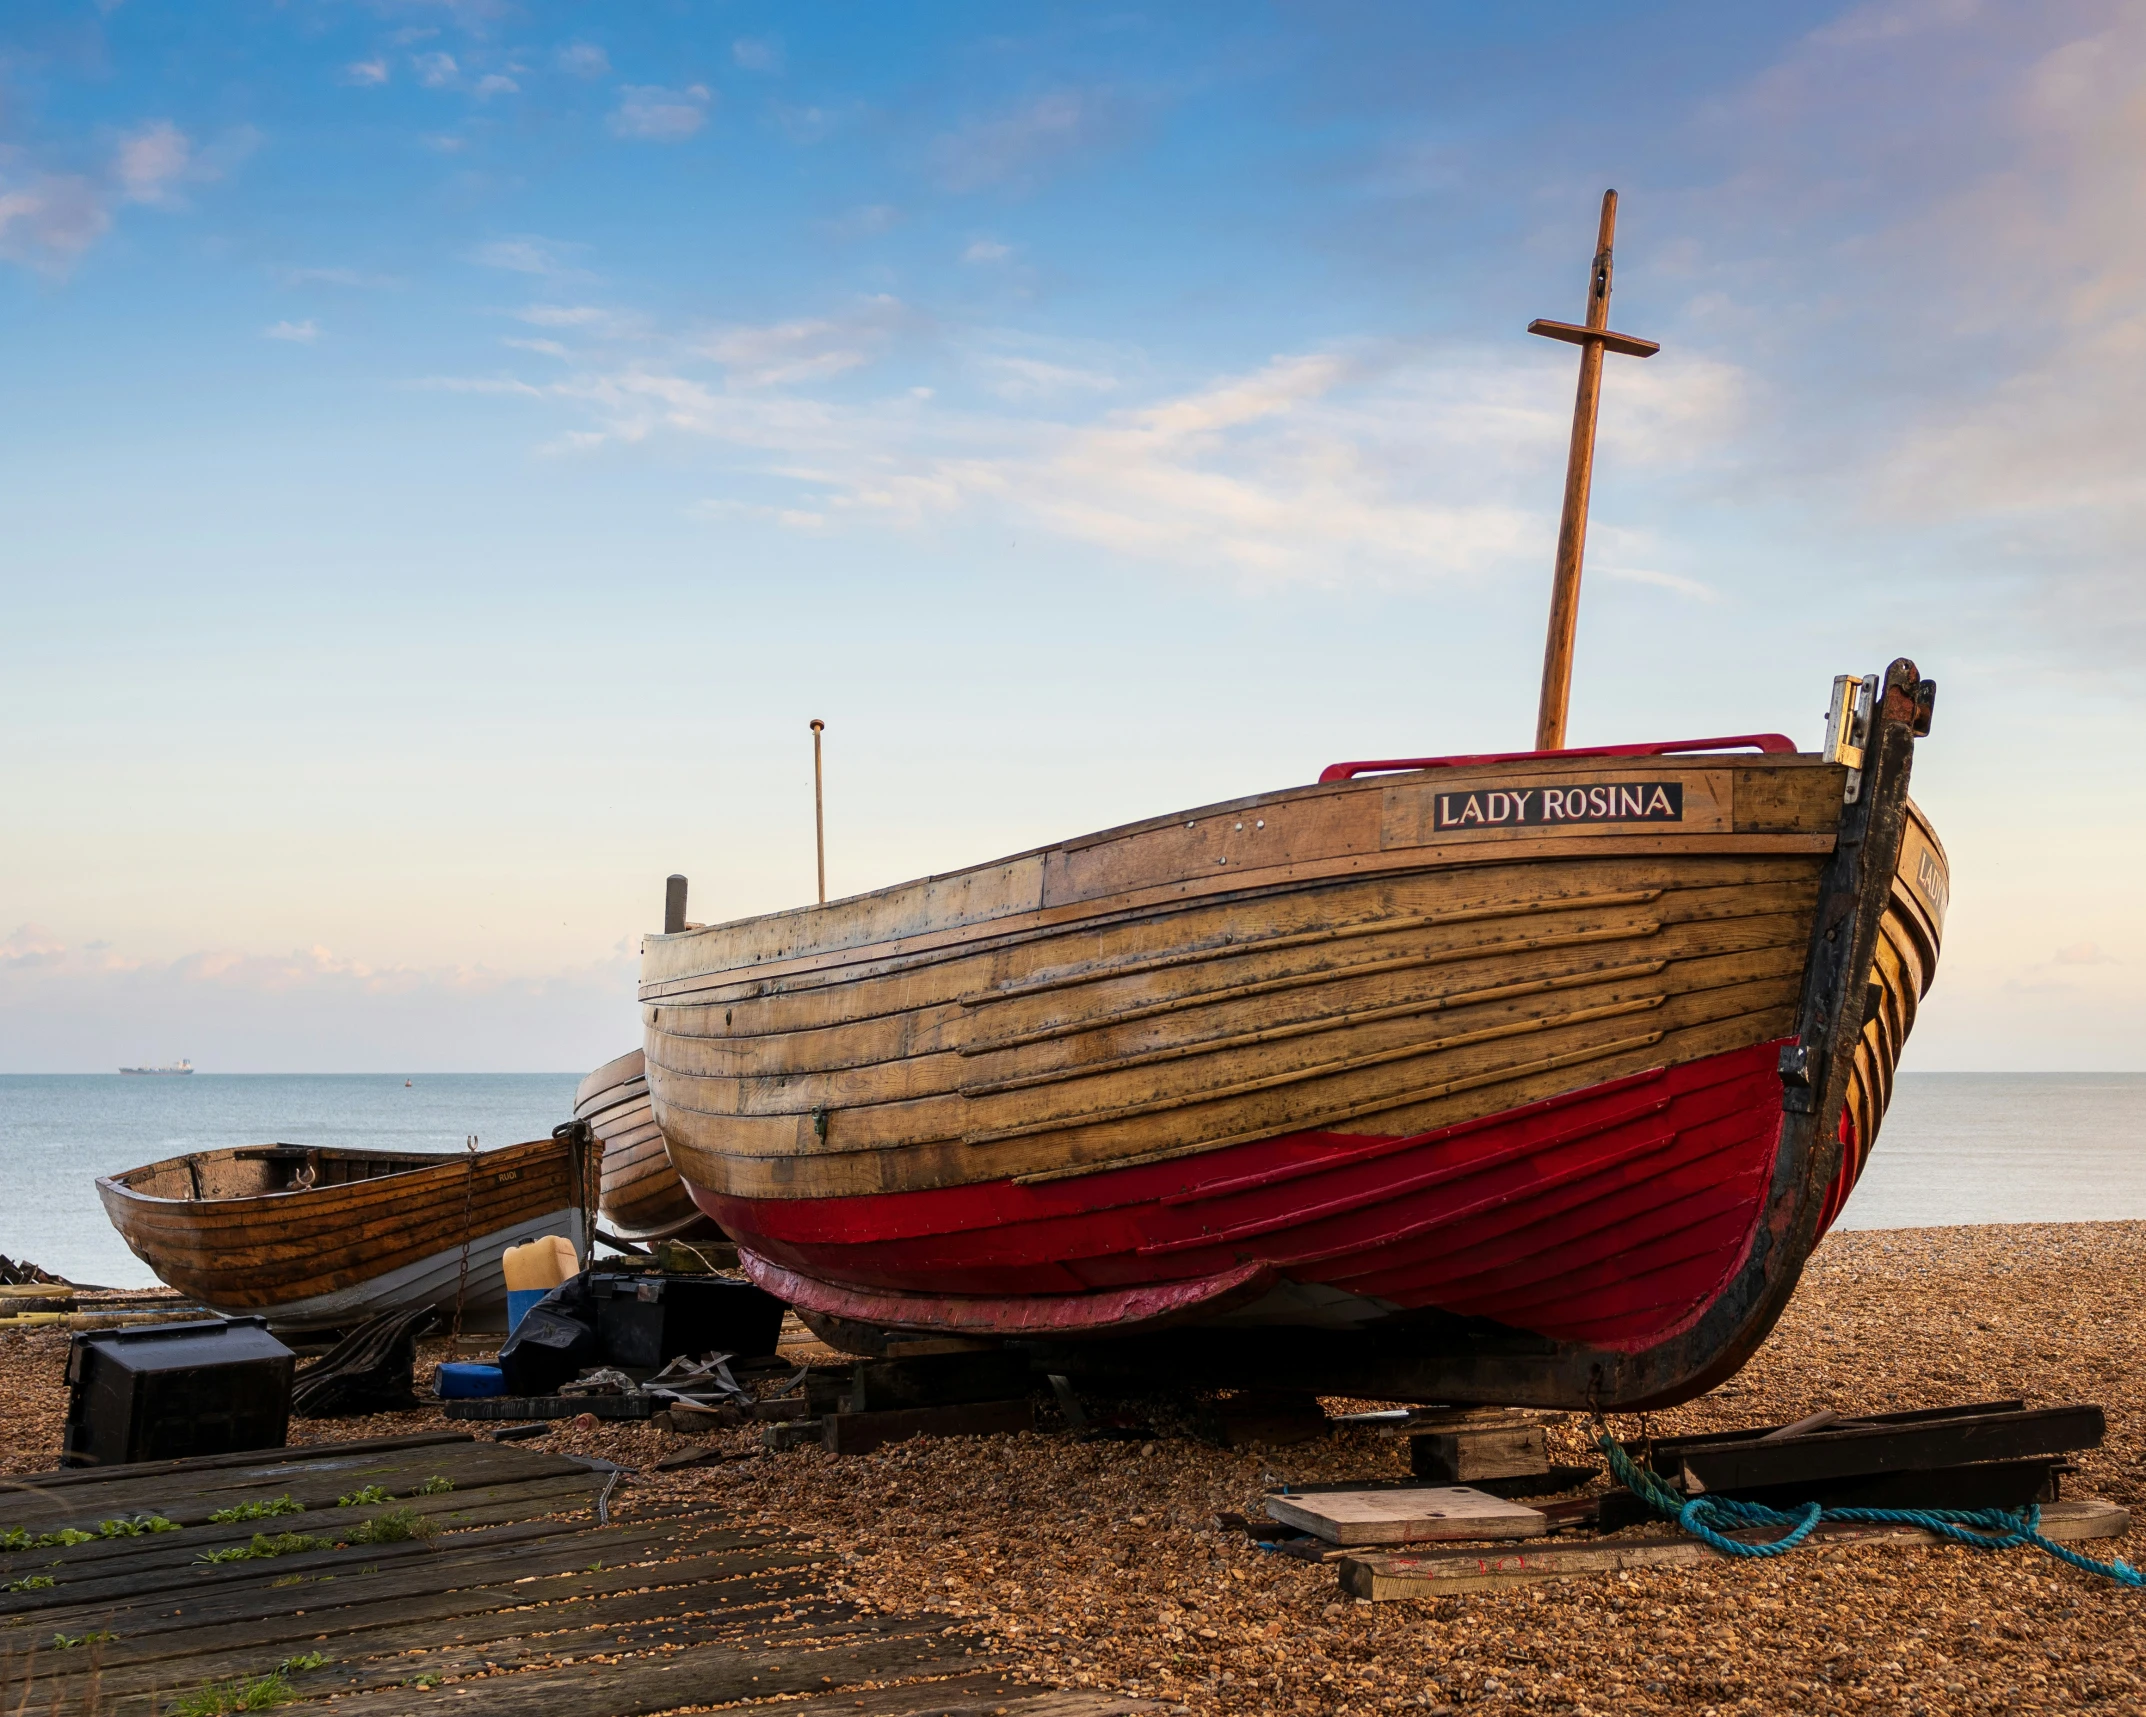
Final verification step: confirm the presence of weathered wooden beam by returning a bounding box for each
[0,1430,476,1501]
[820,1398,1033,1456]
[1660,1403,2106,1494]
[7,1519,761,1647]
[0,1439,575,1535]
[66,1585,889,1701]
[147,1634,990,1717]
[17,1540,807,1676]
[1338,1498,2132,1600]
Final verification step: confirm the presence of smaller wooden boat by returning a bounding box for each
[97,1134,596,1332]
[576,1049,724,1244]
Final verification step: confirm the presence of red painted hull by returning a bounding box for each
[699,1038,1792,1355]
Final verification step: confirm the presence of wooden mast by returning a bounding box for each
[1528,190,1660,751]
[809,718,827,905]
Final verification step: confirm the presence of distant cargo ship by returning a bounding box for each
[119,1060,194,1076]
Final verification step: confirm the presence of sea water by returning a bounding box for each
[1832,1072,2146,1231]
[0,1072,2141,1289]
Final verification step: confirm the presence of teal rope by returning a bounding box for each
[1597,1431,2144,1587]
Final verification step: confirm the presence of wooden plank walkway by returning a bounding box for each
[0,1432,1145,1717]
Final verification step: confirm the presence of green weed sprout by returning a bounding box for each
[166,1671,295,1715]
[207,1496,302,1524]
[346,1509,434,1545]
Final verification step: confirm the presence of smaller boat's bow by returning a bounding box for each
[576,1048,724,1244]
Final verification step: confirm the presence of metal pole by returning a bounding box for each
[809,719,826,905]
[1535,189,1620,753]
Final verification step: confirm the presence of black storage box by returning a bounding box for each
[62,1317,295,1468]
[497,1274,603,1398]
[591,1273,786,1369]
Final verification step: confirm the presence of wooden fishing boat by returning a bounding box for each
[576,1048,723,1243]
[97,1134,596,1332]
[637,197,1950,1408]
[643,667,1942,1406]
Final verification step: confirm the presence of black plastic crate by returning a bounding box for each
[590,1274,786,1368]
[62,1317,295,1468]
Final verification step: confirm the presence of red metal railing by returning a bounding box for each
[1317,733,1799,784]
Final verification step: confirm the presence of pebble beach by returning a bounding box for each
[3,1221,2140,1715]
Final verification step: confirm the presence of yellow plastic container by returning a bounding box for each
[502,1234,579,1292]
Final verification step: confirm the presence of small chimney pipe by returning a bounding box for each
[664,874,688,935]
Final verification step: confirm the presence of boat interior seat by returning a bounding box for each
[122,1147,444,1201]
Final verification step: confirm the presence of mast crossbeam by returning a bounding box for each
[1526,317,1660,359]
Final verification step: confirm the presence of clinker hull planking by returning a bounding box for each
[97,1135,596,1332]
[576,1048,725,1243]
[643,660,1944,1408]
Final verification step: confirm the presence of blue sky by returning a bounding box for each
[4,0,2144,1072]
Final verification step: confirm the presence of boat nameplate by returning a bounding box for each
[1901,824,1950,935]
[1381,769,1732,849]
[1427,780,1683,831]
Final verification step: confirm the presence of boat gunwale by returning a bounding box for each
[656,747,1836,957]
[96,1135,565,1211]
[641,750,1843,988]
[642,837,1838,1007]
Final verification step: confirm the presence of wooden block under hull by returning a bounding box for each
[1267,1485,1550,1547]
[1411,1421,1551,1483]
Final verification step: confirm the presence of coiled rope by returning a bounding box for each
[1596,1427,2143,1587]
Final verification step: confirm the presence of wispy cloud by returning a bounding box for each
[0,176,112,272]
[436,308,1731,586]
[732,36,784,74]
[610,84,711,143]
[473,73,519,99]
[555,41,610,78]
[1,925,68,969]
[963,238,1012,264]
[691,295,915,387]
[114,121,192,207]
[277,265,400,289]
[470,235,593,280]
[968,350,1119,402]
[413,51,460,89]
[0,924,635,1075]
[1684,0,2146,660]
[343,58,390,87]
[821,203,898,239]
[1599,567,1719,603]
[771,102,837,144]
[508,302,643,338]
[1,118,251,275]
[934,90,1139,193]
[264,319,320,342]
